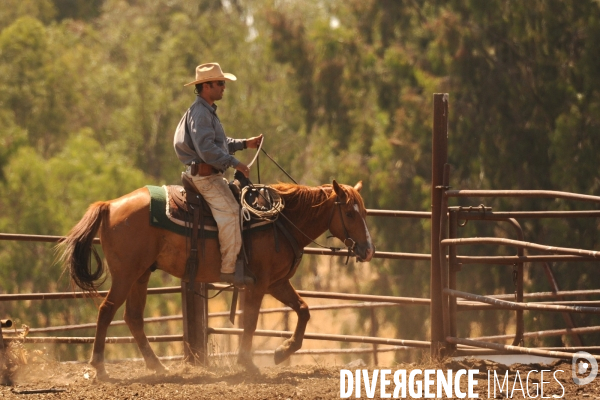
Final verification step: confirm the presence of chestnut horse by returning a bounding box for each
[59,180,374,379]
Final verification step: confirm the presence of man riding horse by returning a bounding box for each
[173,62,262,285]
[59,62,375,380]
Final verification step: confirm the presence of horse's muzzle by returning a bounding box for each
[355,242,375,262]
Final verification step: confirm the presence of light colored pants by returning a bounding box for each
[188,172,241,274]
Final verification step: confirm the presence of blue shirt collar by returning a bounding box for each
[196,96,218,114]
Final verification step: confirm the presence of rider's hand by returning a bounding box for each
[235,162,250,178]
[245,134,263,149]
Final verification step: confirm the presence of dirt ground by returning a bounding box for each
[1,357,599,399]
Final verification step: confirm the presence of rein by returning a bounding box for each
[259,148,298,184]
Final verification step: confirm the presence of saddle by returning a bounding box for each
[167,175,272,231]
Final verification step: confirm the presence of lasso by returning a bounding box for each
[240,184,285,221]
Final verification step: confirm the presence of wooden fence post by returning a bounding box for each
[181,282,208,365]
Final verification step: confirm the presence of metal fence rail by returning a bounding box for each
[208,328,431,348]
[447,336,600,361]
[442,237,600,259]
[3,330,431,349]
[473,325,600,342]
[13,302,403,334]
[0,233,431,262]
[445,189,600,203]
[446,288,600,314]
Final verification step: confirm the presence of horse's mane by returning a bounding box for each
[272,183,365,219]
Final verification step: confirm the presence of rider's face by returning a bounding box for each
[207,80,225,102]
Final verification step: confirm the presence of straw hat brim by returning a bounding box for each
[184,72,237,87]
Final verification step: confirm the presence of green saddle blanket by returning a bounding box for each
[146,185,218,238]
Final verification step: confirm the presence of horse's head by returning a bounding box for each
[329,180,375,262]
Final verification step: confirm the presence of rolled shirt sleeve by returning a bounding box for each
[228,137,245,153]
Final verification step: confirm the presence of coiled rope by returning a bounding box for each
[240,184,285,221]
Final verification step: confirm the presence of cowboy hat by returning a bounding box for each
[184,62,237,87]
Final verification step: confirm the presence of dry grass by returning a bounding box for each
[2,324,62,384]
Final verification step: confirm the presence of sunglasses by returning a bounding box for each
[212,80,226,87]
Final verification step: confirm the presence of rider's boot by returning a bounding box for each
[220,255,254,286]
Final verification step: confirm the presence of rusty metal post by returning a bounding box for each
[505,218,525,346]
[448,210,459,349]
[431,93,449,358]
[181,281,208,365]
[440,164,451,351]
[543,262,583,346]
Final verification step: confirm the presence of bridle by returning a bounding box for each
[327,195,359,264]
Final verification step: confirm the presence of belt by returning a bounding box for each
[188,163,221,176]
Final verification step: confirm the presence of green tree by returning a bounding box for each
[0,0,56,30]
[0,133,152,358]
[0,17,80,156]
[0,110,27,181]
[52,0,104,21]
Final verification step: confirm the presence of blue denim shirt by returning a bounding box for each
[173,96,244,170]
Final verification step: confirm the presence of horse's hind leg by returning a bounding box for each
[90,280,133,380]
[124,267,167,374]
[269,280,310,365]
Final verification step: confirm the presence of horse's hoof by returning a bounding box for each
[90,360,109,381]
[246,364,261,375]
[94,369,109,381]
[238,358,260,375]
[274,346,289,365]
[152,363,169,375]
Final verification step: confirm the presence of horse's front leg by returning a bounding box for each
[269,280,310,365]
[237,286,264,374]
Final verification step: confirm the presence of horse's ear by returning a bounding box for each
[332,180,347,202]
[354,181,363,192]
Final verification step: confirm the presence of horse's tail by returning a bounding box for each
[58,201,110,293]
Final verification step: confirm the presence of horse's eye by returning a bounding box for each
[345,211,353,218]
